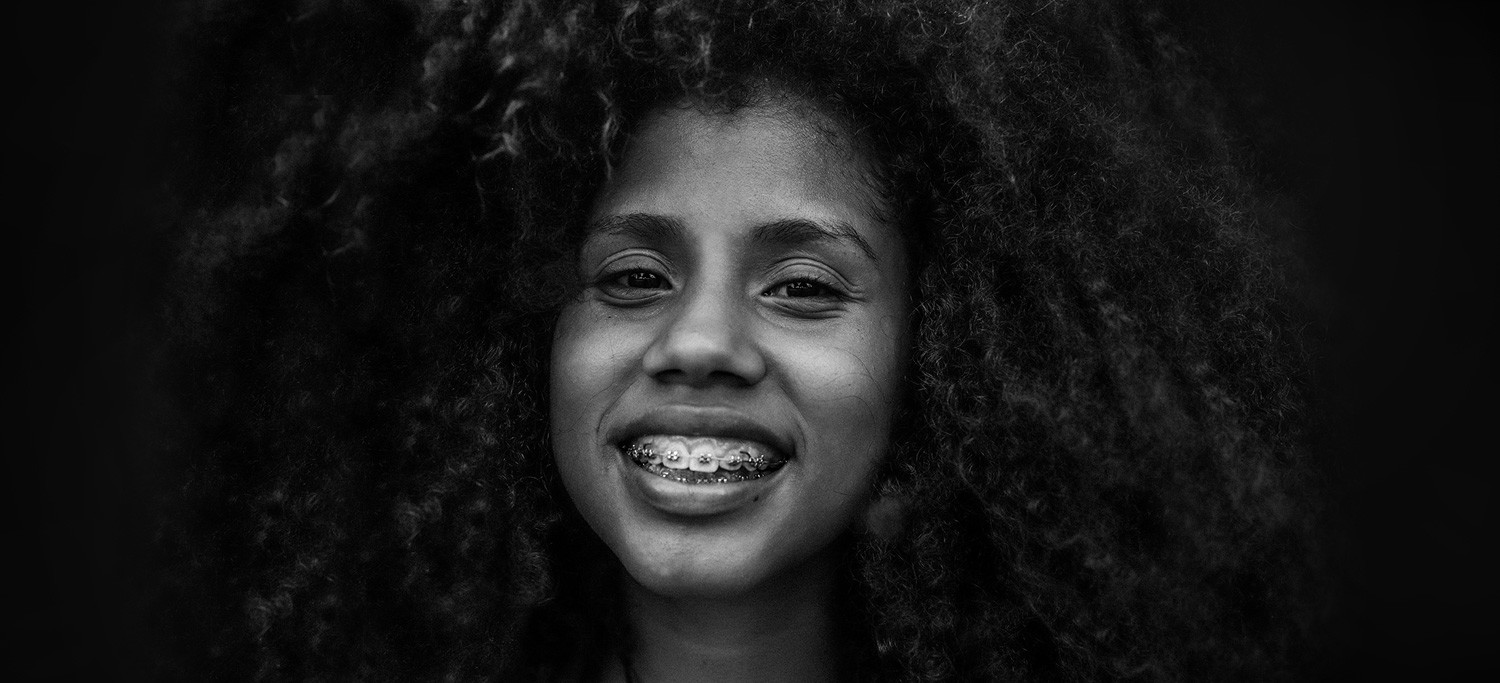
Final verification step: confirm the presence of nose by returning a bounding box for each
[641,282,767,388]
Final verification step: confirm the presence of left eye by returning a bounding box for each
[775,279,828,298]
[764,278,838,299]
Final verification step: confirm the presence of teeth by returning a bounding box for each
[689,455,717,472]
[622,434,787,484]
[635,443,661,465]
[687,440,718,472]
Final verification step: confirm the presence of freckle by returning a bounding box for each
[753,496,760,502]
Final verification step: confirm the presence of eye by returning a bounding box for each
[768,278,832,299]
[762,273,848,315]
[619,270,669,290]
[595,267,672,304]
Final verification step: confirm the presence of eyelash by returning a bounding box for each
[596,268,671,302]
[594,268,848,304]
[614,269,670,290]
[761,272,844,300]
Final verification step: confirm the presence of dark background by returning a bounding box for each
[1171,2,1499,678]
[11,0,1497,679]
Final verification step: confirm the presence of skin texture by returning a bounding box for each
[549,100,909,679]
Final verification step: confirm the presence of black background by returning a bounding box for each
[11,0,1497,679]
[1171,2,1499,678]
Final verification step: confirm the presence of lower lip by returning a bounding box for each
[619,447,786,517]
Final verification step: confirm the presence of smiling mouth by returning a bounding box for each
[621,435,789,484]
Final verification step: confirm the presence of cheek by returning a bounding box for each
[549,306,652,456]
[549,308,609,448]
[790,326,905,471]
[549,308,624,518]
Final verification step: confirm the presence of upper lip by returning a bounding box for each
[610,405,795,459]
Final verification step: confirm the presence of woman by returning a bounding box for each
[155,0,1322,679]
[552,91,911,681]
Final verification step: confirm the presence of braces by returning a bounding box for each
[623,443,778,470]
[623,443,785,483]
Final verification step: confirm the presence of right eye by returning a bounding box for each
[597,268,672,303]
[618,270,668,290]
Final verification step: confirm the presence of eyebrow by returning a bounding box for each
[586,213,878,261]
[754,218,878,261]
[585,213,686,246]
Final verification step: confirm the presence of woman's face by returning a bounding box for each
[550,98,909,597]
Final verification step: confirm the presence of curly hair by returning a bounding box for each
[153,0,1323,679]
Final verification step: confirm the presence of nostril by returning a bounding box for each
[652,366,756,388]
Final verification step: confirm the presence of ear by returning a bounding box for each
[859,491,907,540]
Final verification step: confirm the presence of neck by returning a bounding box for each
[618,550,844,683]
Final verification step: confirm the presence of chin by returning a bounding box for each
[615,537,780,599]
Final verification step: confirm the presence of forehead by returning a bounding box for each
[589,101,887,239]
